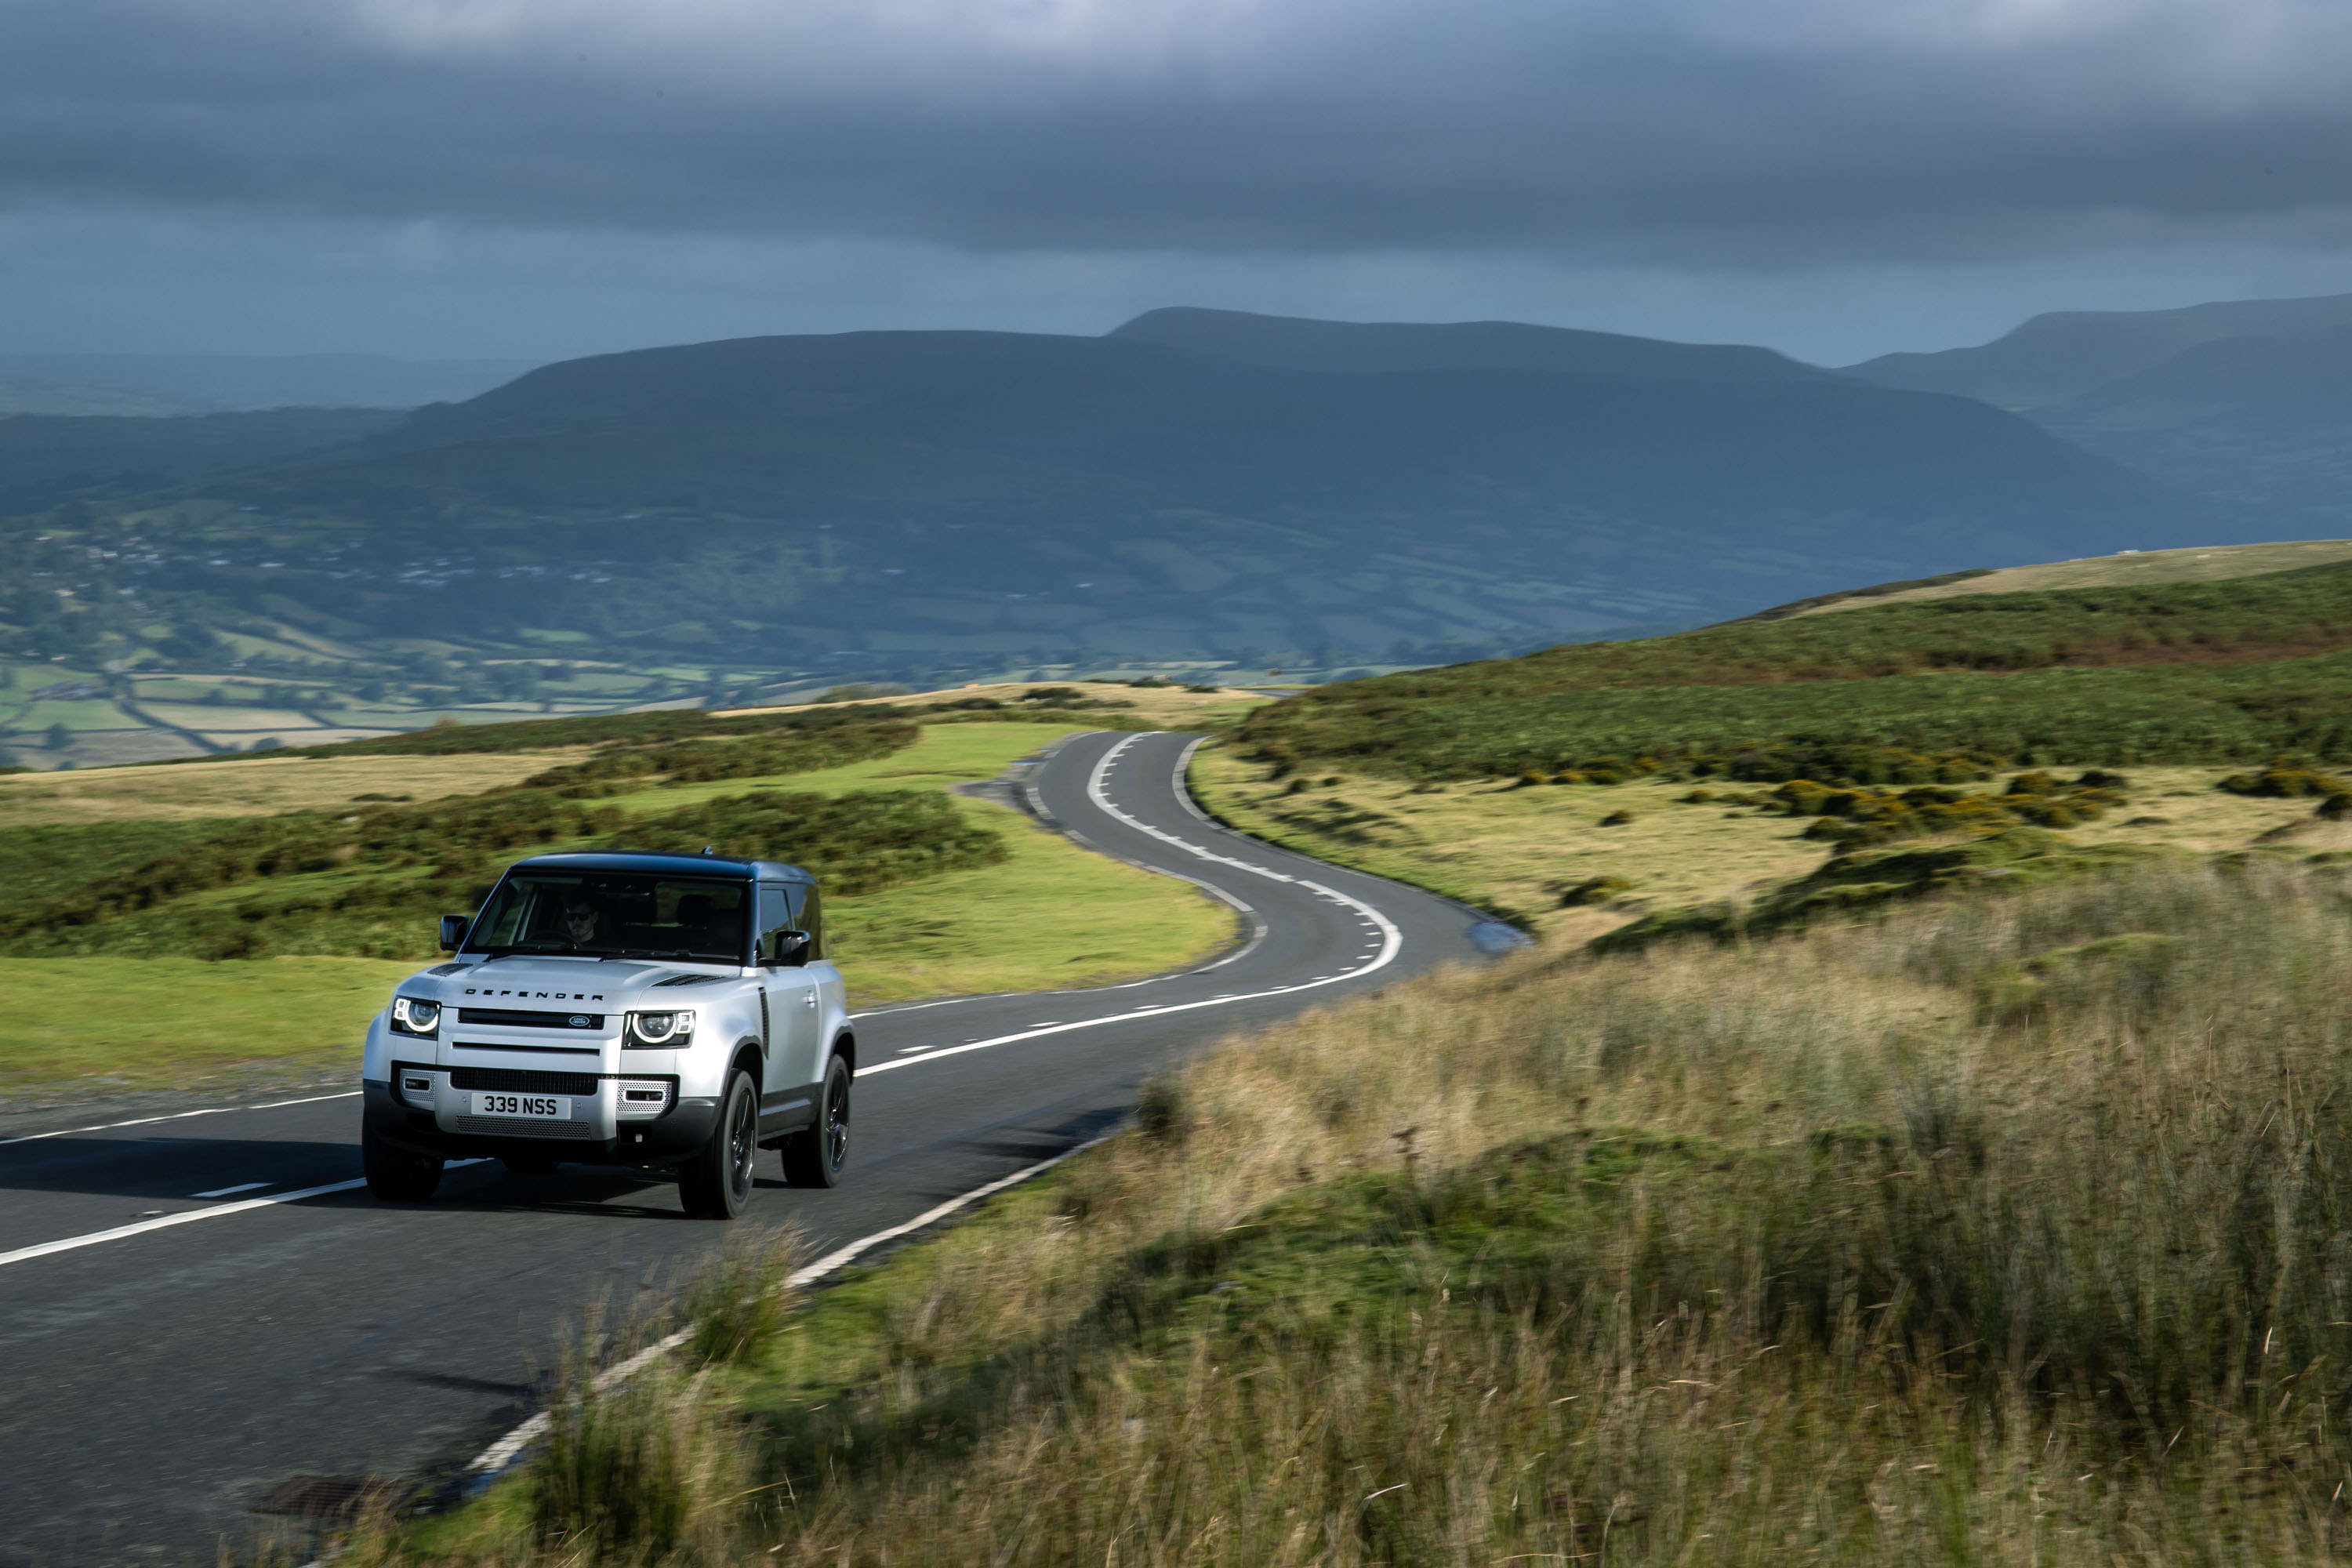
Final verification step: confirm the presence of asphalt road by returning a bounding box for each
[0,729,1506,1565]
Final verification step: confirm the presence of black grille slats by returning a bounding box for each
[457,1008,605,1029]
[448,1067,600,1095]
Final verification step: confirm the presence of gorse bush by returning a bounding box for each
[1769,768,2130,852]
[2217,755,2351,797]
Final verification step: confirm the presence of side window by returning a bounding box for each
[787,882,825,960]
[756,884,795,964]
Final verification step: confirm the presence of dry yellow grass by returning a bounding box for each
[0,750,579,829]
[1788,537,2352,618]
[1192,746,2352,938]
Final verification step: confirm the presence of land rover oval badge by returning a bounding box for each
[570,1014,591,1028]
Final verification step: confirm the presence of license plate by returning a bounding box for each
[470,1092,571,1120]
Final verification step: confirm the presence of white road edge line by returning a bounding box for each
[0,1160,489,1270]
[0,1090,360,1149]
[857,733,1401,1080]
[191,1181,273,1199]
[463,1131,1115,1482]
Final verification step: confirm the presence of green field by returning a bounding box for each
[0,722,1232,1098]
[0,957,417,1096]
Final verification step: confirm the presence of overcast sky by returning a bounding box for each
[4,0,2351,365]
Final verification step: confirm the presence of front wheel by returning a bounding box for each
[362,1121,444,1201]
[782,1054,851,1189]
[679,1069,759,1219]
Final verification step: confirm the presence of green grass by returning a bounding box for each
[1242,559,2352,779]
[0,956,416,1095]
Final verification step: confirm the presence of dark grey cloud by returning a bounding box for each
[4,0,2352,264]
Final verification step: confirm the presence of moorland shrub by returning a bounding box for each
[0,785,1004,960]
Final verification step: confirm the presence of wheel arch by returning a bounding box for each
[831,1031,855,1076]
[729,1036,764,1087]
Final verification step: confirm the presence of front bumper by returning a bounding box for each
[364,1076,720,1167]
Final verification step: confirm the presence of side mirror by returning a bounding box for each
[769,930,811,968]
[438,914,470,951]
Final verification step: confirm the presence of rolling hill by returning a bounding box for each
[34,310,2205,683]
[1844,292,2352,532]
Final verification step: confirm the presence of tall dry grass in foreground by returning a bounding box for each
[406,859,2352,1564]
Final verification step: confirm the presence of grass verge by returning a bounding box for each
[0,956,416,1099]
[376,852,2352,1565]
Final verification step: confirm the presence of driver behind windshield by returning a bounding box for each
[563,893,604,949]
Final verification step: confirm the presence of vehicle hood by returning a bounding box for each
[394,956,737,1011]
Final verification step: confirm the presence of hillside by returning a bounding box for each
[2033,324,2352,531]
[0,352,539,417]
[1841,290,2352,409]
[1743,539,2352,619]
[0,407,404,514]
[1844,292,2352,532]
[1235,552,2352,779]
[20,310,2204,688]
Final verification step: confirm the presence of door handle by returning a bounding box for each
[803,991,818,1008]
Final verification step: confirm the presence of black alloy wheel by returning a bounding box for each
[680,1070,759,1219]
[362,1121,445,1202]
[782,1054,850,1189]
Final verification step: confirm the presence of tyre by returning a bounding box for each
[679,1069,759,1219]
[782,1054,851,1189]
[362,1120,445,1202]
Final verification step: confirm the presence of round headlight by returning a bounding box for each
[632,1011,680,1044]
[392,997,441,1034]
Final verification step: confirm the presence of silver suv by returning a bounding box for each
[359,850,854,1218]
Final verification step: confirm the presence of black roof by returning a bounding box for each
[508,851,812,881]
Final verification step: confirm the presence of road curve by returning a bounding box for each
[0,729,1502,1563]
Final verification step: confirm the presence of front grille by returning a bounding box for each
[457,1116,597,1139]
[457,1007,605,1029]
[449,1067,601,1095]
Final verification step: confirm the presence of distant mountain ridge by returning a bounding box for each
[0,308,2220,695]
[0,352,541,416]
[143,310,2204,666]
[1842,291,2352,532]
[1109,307,1832,383]
[1839,292,2352,410]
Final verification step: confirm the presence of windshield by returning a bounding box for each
[465,871,750,963]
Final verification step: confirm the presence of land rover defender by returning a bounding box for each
[358,850,853,1218]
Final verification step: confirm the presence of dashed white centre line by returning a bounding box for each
[0,1160,490,1271]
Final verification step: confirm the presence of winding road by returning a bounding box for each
[0,730,1506,1564]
